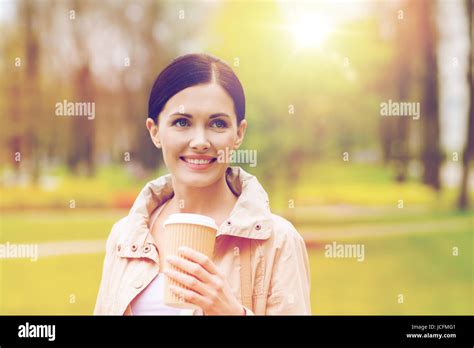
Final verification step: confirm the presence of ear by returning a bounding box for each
[233,119,247,149]
[146,118,161,149]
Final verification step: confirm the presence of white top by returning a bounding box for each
[130,201,203,316]
[130,273,184,315]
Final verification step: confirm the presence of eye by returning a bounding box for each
[211,119,228,128]
[172,118,190,128]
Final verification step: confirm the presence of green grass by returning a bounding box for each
[0,165,162,210]
[0,210,126,243]
[288,207,474,228]
[0,253,104,315]
[0,162,472,314]
[0,211,472,315]
[310,228,473,315]
[268,162,474,211]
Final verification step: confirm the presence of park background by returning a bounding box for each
[0,0,472,315]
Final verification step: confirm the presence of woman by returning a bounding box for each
[94,53,311,315]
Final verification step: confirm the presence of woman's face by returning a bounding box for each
[146,83,247,188]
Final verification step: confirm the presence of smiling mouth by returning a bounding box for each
[179,156,217,165]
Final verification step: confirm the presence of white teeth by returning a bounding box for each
[184,158,212,165]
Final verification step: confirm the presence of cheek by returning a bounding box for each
[213,132,236,148]
[160,132,185,161]
[212,133,237,164]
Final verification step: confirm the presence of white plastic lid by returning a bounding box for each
[163,213,218,230]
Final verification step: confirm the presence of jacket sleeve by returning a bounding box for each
[265,222,312,315]
[93,221,122,315]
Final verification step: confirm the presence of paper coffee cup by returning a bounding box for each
[162,213,218,309]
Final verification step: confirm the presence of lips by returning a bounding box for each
[179,155,217,170]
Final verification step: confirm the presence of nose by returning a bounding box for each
[189,128,210,152]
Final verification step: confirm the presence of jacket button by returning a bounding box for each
[255,224,261,230]
[117,244,121,252]
[143,245,151,253]
[131,244,138,252]
[133,280,143,289]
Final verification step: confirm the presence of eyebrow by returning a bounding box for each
[168,112,230,119]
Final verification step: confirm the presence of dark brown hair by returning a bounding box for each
[148,53,246,124]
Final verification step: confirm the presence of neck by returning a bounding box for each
[169,174,237,216]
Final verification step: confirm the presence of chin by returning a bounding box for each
[174,171,221,188]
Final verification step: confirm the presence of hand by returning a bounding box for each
[164,246,245,315]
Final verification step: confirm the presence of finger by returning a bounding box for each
[169,284,211,310]
[164,269,208,296]
[177,246,220,276]
[166,255,214,284]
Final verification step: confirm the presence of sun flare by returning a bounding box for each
[290,13,334,48]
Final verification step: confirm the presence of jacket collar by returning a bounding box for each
[117,167,273,258]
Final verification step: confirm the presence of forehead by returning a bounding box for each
[162,83,235,117]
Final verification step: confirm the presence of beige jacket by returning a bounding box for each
[94,166,311,315]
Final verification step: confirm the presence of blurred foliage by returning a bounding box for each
[2,162,471,210]
[0,0,472,316]
[0,0,470,195]
[206,2,393,186]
